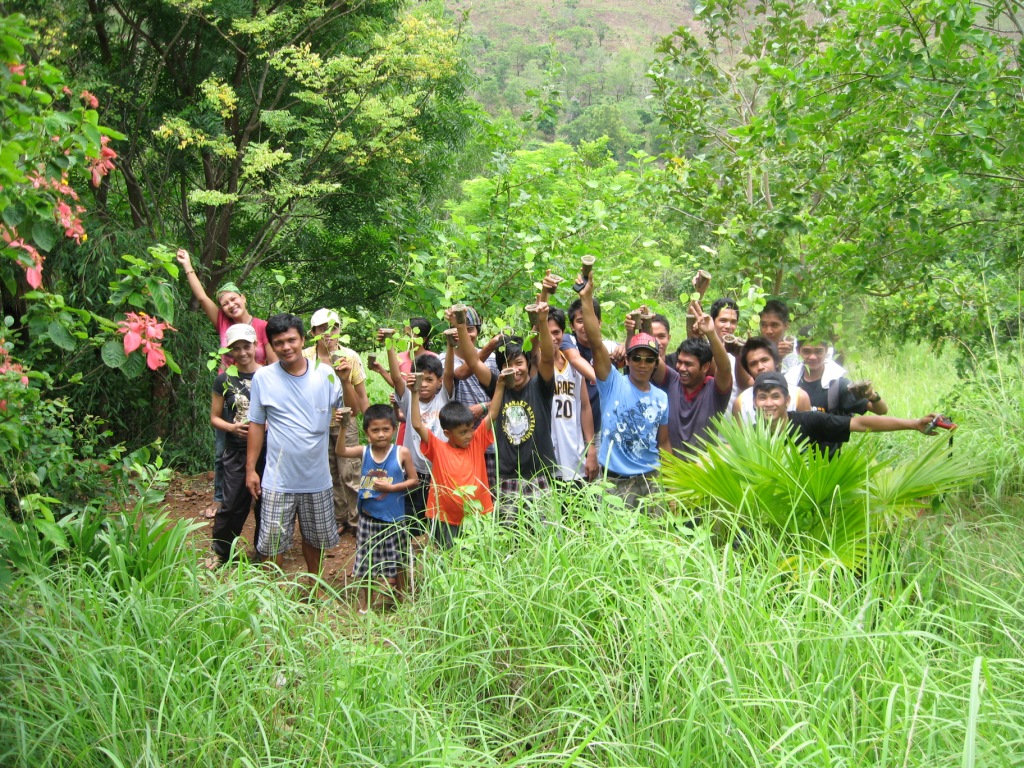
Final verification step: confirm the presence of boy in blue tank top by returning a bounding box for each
[337,404,418,614]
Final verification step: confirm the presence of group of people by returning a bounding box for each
[178,250,942,611]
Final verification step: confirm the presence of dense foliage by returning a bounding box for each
[650,0,1024,344]
[450,0,679,158]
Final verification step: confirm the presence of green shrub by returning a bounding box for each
[660,418,982,572]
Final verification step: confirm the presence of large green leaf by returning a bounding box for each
[46,321,77,351]
[661,416,984,572]
[101,339,128,368]
[148,281,175,325]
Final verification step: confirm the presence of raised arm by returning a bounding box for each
[564,345,596,383]
[175,249,220,327]
[450,307,493,389]
[532,302,555,383]
[442,333,455,397]
[577,271,611,381]
[693,301,732,394]
[408,375,431,444]
[336,435,364,460]
[537,269,562,305]
[486,368,509,424]
[387,343,406,399]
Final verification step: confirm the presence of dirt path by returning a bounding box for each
[164,472,358,587]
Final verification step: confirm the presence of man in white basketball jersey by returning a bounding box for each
[547,307,597,483]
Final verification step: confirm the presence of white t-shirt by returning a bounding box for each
[248,360,342,493]
[551,358,586,481]
[726,351,740,414]
[400,386,450,474]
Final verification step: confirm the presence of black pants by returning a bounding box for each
[212,445,265,562]
[403,472,431,536]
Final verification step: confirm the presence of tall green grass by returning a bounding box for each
[844,341,1024,496]
[2,344,1023,766]
[2,499,1023,766]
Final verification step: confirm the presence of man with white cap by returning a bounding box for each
[303,308,369,537]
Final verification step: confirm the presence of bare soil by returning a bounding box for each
[164,472,358,586]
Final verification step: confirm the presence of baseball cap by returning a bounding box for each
[626,332,660,357]
[753,371,788,392]
[310,308,340,328]
[225,323,257,347]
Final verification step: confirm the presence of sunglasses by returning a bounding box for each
[629,355,658,364]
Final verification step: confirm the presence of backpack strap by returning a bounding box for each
[827,379,841,412]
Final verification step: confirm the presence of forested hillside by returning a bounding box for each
[447,0,696,156]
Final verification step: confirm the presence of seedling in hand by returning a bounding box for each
[693,269,711,298]
[573,255,596,292]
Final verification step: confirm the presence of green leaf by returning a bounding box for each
[2,201,25,228]
[149,282,175,325]
[32,220,57,252]
[121,350,146,379]
[162,349,181,375]
[34,520,68,551]
[47,321,77,351]
[101,339,128,368]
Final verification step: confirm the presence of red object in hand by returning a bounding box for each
[926,414,957,434]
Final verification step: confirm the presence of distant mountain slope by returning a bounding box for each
[447,0,695,52]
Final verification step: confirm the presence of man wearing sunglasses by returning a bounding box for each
[653,300,733,457]
[577,268,671,507]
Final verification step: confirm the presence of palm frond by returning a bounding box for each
[661,416,984,572]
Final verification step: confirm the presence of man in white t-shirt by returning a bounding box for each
[246,313,352,577]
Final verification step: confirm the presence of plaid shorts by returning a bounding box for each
[497,474,551,525]
[353,513,408,579]
[484,451,497,492]
[257,488,339,557]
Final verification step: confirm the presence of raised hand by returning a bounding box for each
[690,300,714,336]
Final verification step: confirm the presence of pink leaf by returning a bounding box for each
[145,346,166,370]
[122,329,142,354]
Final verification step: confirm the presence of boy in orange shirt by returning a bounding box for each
[409,371,508,548]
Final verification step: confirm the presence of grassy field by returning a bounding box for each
[2,345,1023,766]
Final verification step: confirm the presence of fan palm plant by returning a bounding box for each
[661,417,982,571]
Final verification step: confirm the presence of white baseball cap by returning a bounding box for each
[225,323,257,347]
[310,308,340,328]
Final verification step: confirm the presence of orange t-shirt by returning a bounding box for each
[420,423,494,525]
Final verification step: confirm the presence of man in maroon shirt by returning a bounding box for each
[652,302,732,457]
